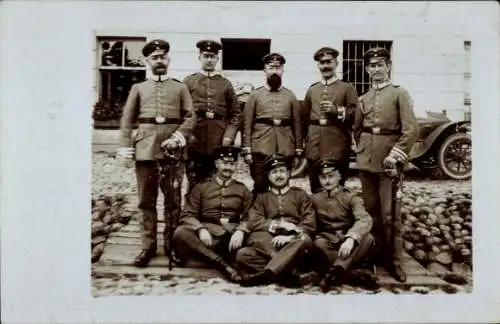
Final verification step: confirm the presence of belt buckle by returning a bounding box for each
[206,111,215,119]
[337,107,346,120]
[319,118,327,126]
[372,127,381,134]
[273,119,282,126]
[155,116,166,124]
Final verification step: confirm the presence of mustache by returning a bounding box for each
[274,177,286,182]
[320,67,333,72]
[154,63,166,69]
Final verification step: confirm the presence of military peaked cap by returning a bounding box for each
[363,47,391,63]
[315,159,340,175]
[264,153,292,172]
[213,145,241,161]
[263,52,286,65]
[196,39,222,53]
[142,39,170,57]
[313,47,339,61]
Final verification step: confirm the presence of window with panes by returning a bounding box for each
[341,40,393,96]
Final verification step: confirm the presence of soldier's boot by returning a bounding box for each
[389,264,407,283]
[240,269,276,287]
[346,269,380,290]
[134,248,156,268]
[319,265,345,293]
[214,258,243,283]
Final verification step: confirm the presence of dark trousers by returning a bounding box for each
[235,231,313,276]
[173,225,234,266]
[358,171,403,267]
[308,157,350,194]
[249,153,270,197]
[186,149,215,193]
[314,234,375,272]
[135,159,184,252]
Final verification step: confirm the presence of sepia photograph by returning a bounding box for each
[1,1,499,323]
[91,1,474,297]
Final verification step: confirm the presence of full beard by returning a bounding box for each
[267,74,282,91]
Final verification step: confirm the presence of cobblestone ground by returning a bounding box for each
[91,272,472,297]
[92,152,472,296]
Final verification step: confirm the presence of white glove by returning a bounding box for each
[117,147,135,159]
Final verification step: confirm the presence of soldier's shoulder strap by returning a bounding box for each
[171,78,182,83]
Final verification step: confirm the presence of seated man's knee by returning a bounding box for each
[314,237,330,251]
[235,247,257,264]
[297,234,313,249]
[172,225,192,243]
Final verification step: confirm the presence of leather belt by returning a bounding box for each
[255,118,292,126]
[137,117,181,125]
[196,111,225,120]
[361,127,400,135]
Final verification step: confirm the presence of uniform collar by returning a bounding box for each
[264,83,283,91]
[149,74,169,82]
[215,175,232,187]
[271,186,290,195]
[324,186,341,198]
[371,81,391,90]
[321,75,338,85]
[201,70,221,77]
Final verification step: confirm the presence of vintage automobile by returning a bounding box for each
[290,111,472,180]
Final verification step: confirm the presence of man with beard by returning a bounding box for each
[242,53,303,198]
[172,146,251,283]
[309,159,378,292]
[118,39,196,267]
[235,154,316,287]
[353,47,419,282]
[183,40,242,191]
[302,47,359,193]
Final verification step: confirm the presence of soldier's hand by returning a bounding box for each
[383,155,398,169]
[271,235,293,248]
[244,153,253,164]
[117,147,135,159]
[222,137,232,147]
[229,230,245,251]
[161,138,179,151]
[198,228,213,247]
[280,220,298,232]
[339,237,355,259]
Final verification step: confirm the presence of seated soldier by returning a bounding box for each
[310,159,379,292]
[235,153,316,287]
[173,145,252,283]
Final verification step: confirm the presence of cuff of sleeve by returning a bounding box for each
[242,147,251,154]
[345,232,361,244]
[390,146,408,162]
[236,223,249,233]
[172,131,187,148]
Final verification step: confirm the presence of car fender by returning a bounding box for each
[410,121,470,160]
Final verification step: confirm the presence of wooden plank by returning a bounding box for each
[93,264,222,279]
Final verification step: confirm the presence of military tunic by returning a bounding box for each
[235,186,316,275]
[242,85,303,194]
[302,78,359,191]
[353,82,419,266]
[119,77,196,251]
[173,175,252,265]
[311,187,374,270]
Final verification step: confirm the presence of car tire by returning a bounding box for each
[437,132,472,180]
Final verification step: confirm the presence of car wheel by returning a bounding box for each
[437,132,472,180]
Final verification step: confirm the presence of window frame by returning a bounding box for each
[341,40,393,95]
[221,38,272,71]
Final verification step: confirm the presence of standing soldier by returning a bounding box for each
[353,47,419,282]
[302,47,359,194]
[173,146,251,283]
[117,39,196,268]
[235,154,316,287]
[242,53,303,197]
[183,40,242,191]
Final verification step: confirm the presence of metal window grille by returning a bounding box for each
[342,40,393,96]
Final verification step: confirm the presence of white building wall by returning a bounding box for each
[93,1,491,121]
